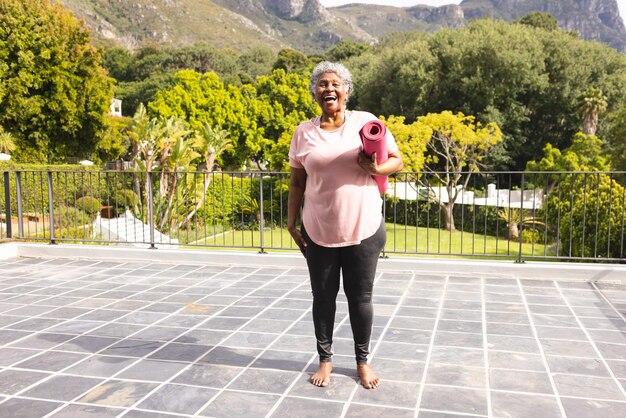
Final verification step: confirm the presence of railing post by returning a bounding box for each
[47,171,56,245]
[258,174,266,254]
[3,172,11,238]
[147,171,156,249]
[16,171,23,237]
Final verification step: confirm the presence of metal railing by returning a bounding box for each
[1,169,624,263]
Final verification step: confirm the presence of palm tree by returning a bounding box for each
[179,123,232,227]
[577,87,608,136]
[156,117,194,230]
[498,208,545,241]
[0,130,17,154]
[195,123,232,172]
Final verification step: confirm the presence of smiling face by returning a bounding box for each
[314,72,349,115]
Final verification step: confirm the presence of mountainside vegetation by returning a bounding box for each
[57,0,626,53]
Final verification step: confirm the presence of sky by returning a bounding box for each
[319,0,626,26]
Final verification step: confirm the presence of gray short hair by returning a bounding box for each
[309,61,353,101]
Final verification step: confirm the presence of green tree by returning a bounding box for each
[348,32,434,120]
[179,123,233,228]
[273,48,312,74]
[94,115,131,163]
[417,111,503,232]
[516,12,558,31]
[526,133,622,258]
[379,115,429,173]
[556,173,625,259]
[527,133,610,174]
[0,0,113,162]
[325,40,371,62]
[149,70,265,169]
[255,69,319,169]
[102,46,133,81]
[347,19,626,170]
[605,108,626,171]
[237,47,275,84]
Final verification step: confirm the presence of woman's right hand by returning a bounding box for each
[288,227,307,257]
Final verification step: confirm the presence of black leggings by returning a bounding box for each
[303,220,386,365]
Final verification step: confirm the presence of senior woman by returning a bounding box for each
[287,61,403,389]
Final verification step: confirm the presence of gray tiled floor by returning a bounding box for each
[0,257,625,417]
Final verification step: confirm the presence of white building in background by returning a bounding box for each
[109,98,122,117]
[388,182,544,210]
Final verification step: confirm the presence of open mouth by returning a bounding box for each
[323,96,337,103]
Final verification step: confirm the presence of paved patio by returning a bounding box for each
[0,248,625,417]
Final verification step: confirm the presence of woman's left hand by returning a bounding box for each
[358,151,379,175]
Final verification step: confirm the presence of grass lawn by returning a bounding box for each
[185,223,551,258]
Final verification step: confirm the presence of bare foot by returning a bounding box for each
[311,361,332,387]
[357,364,379,389]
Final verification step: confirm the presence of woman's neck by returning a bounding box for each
[319,109,348,131]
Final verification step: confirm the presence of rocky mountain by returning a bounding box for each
[460,0,626,51]
[58,0,626,53]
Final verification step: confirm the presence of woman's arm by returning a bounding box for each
[358,150,404,176]
[287,167,308,256]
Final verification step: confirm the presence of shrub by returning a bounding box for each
[550,173,626,258]
[76,196,101,215]
[53,206,91,229]
[115,189,140,210]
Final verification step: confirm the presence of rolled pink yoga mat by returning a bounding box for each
[359,120,389,193]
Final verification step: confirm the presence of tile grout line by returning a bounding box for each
[554,281,626,400]
[590,282,626,322]
[0,261,200,393]
[481,277,493,417]
[5,263,260,416]
[185,268,323,417]
[263,283,360,418]
[515,279,567,418]
[318,271,407,417]
[412,275,450,418]
[27,262,223,418]
[264,272,407,417]
[116,267,309,418]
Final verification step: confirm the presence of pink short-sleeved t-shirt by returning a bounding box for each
[288,110,399,247]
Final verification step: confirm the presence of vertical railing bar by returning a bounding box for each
[556,173,562,258]
[16,171,23,237]
[606,173,613,258]
[259,174,265,253]
[581,174,588,258]
[528,172,534,257]
[415,173,420,255]
[47,171,55,244]
[595,172,602,258]
[424,174,428,254]
[568,173,575,258]
[437,181,441,255]
[507,173,512,256]
[147,171,155,249]
[38,171,45,238]
[541,174,550,257]
[493,173,499,256]
[268,173,274,248]
[3,172,12,239]
[620,172,626,258]
[517,172,525,263]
